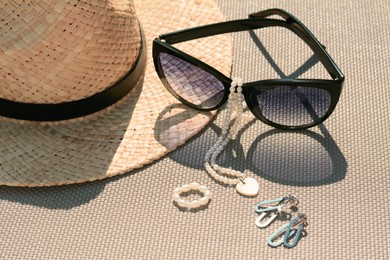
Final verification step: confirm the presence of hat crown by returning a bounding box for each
[0,0,140,104]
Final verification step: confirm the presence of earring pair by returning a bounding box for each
[254,195,308,248]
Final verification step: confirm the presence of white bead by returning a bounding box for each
[236,78,243,86]
[177,199,187,208]
[204,190,211,197]
[172,193,181,200]
[189,182,199,190]
[173,188,181,194]
[198,197,209,206]
[199,185,209,193]
[181,184,190,192]
[188,200,201,208]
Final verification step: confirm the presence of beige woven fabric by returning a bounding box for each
[0,0,232,186]
[1,0,390,259]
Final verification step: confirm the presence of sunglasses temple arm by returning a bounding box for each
[249,9,326,50]
[159,8,344,83]
[160,19,281,44]
[250,9,344,82]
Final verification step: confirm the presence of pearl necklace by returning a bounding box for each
[204,77,259,197]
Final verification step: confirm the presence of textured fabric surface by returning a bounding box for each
[1,0,389,258]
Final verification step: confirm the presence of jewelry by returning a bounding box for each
[204,77,259,197]
[255,195,299,228]
[172,182,212,209]
[267,213,307,248]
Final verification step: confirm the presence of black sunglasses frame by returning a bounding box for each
[153,8,344,130]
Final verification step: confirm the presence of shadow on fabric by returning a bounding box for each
[167,115,347,186]
[246,122,347,186]
[0,180,107,210]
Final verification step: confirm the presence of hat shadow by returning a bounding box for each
[0,80,144,209]
[0,180,109,210]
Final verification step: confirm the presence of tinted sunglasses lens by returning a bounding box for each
[254,86,331,127]
[159,52,225,109]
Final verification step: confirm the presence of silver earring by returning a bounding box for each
[254,195,299,228]
[267,213,308,248]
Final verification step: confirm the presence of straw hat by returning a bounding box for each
[0,0,232,187]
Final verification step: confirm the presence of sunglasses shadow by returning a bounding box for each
[248,30,321,79]
[153,103,213,150]
[164,109,347,186]
[246,122,348,186]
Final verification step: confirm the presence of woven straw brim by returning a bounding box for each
[0,0,232,187]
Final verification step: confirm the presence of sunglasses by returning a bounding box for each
[153,8,344,130]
